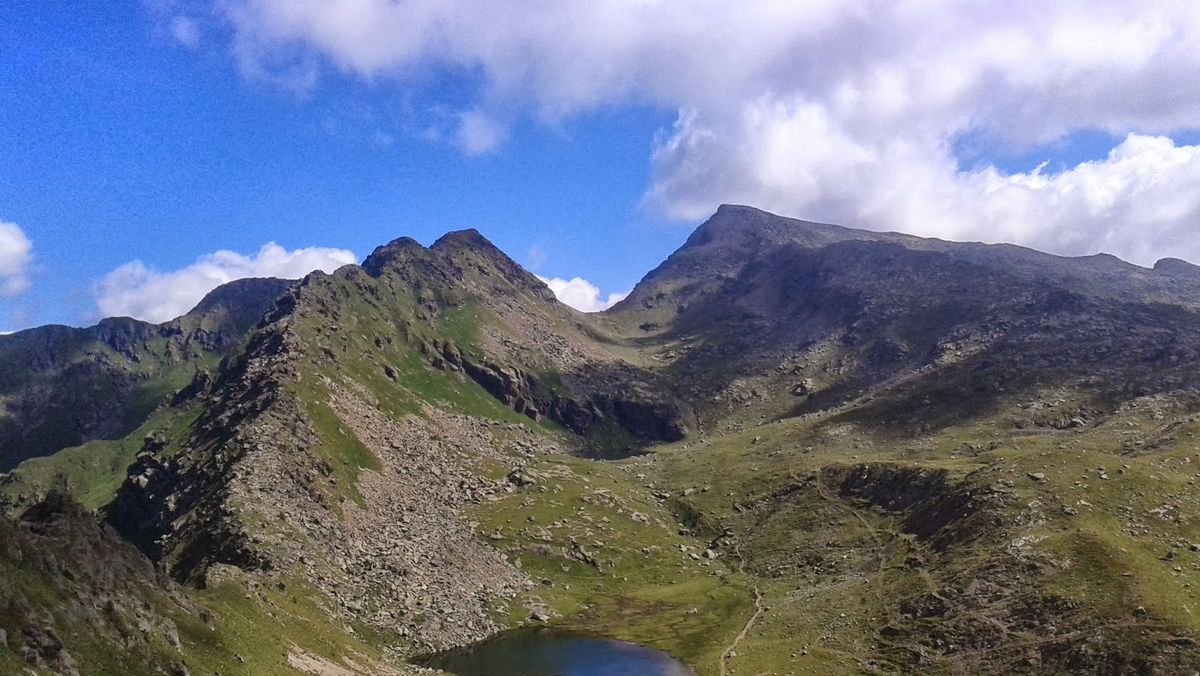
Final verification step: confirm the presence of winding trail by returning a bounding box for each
[719,538,765,676]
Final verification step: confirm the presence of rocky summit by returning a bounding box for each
[5,205,1200,674]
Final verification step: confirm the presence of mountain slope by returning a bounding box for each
[597,205,1200,673]
[9,207,1200,675]
[0,277,293,471]
[102,231,698,661]
[604,205,1200,436]
[0,492,425,676]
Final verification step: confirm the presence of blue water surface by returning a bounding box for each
[420,628,696,676]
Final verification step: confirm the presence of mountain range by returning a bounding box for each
[4,205,1200,675]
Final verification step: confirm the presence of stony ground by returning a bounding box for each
[324,386,534,651]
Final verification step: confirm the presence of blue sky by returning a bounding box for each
[1,3,684,329]
[3,2,1200,331]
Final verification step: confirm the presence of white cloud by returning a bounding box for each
[210,0,1200,263]
[537,275,628,313]
[457,110,506,155]
[95,242,356,323]
[170,16,201,48]
[0,220,33,296]
[649,105,1200,265]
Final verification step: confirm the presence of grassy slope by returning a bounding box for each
[0,401,205,514]
[470,452,752,673]
[0,528,416,676]
[631,394,1200,674]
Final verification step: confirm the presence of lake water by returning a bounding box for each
[418,628,696,676]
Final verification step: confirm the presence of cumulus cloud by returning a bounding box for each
[650,107,1200,265]
[95,242,356,323]
[211,0,1200,263]
[537,275,628,313]
[0,220,33,296]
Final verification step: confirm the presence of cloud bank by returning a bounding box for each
[207,1,1200,264]
[95,242,356,323]
[538,275,628,313]
[0,220,33,296]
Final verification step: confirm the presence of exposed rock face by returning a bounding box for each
[424,338,686,449]
[108,303,324,583]
[0,494,198,675]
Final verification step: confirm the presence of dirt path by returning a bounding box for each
[813,472,893,609]
[719,538,765,676]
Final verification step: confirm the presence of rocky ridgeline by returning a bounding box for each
[109,307,314,583]
[104,243,594,655]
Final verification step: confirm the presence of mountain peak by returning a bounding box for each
[613,205,1200,320]
[356,227,551,307]
[185,277,294,320]
[432,228,552,296]
[362,230,510,279]
[714,202,768,214]
[613,206,889,313]
[696,204,876,248]
[1155,257,1200,278]
[361,236,428,277]
[430,228,495,252]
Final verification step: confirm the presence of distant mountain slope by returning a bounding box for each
[615,204,1200,315]
[604,205,1200,434]
[0,277,293,471]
